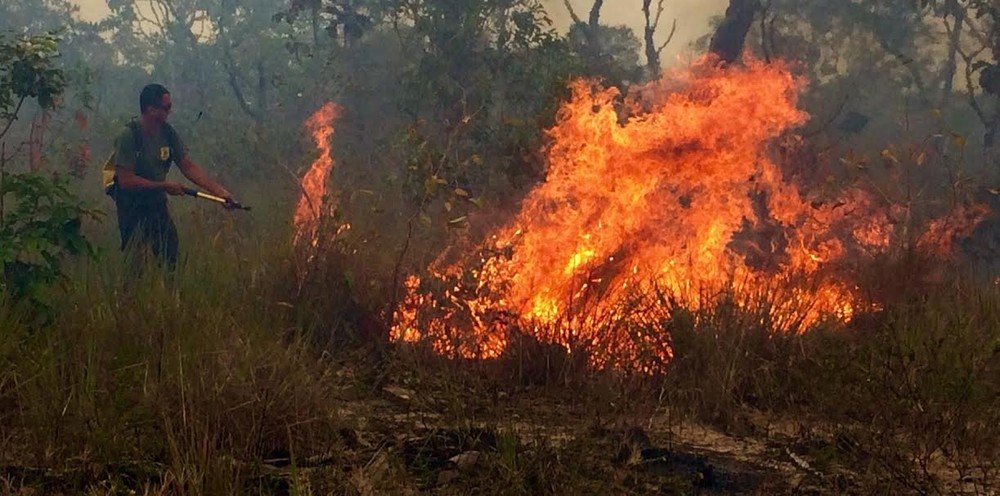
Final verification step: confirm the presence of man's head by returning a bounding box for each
[139,84,172,124]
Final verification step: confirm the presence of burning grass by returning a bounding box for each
[389,58,993,370]
[387,264,1000,494]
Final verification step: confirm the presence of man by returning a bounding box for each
[113,83,233,269]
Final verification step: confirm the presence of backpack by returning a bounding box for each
[102,120,180,197]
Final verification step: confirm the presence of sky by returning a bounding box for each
[72,0,108,22]
[544,0,728,61]
[70,0,727,63]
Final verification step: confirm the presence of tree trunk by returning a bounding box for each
[709,0,760,64]
[257,61,268,121]
[223,44,263,124]
[563,0,604,60]
[0,142,6,223]
[29,110,48,172]
[941,0,964,106]
[584,0,605,60]
[588,0,603,32]
[643,0,660,78]
[311,3,321,47]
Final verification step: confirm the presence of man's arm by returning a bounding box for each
[176,156,232,200]
[116,166,186,195]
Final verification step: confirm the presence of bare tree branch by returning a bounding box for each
[562,0,582,25]
[758,0,772,62]
[215,0,262,123]
[940,0,965,106]
[957,41,989,127]
[643,0,675,78]
[222,46,260,122]
[132,1,166,40]
[565,0,604,60]
[963,13,992,52]
[588,0,603,32]
[149,0,171,38]
[0,97,26,143]
[653,0,666,31]
[657,19,677,55]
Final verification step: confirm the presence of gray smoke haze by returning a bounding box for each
[71,0,727,66]
[71,0,108,21]
[544,0,728,62]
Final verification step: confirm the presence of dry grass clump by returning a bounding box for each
[0,243,346,494]
[818,278,999,494]
[641,264,999,493]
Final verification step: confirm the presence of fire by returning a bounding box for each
[917,203,992,259]
[388,58,991,371]
[293,102,340,246]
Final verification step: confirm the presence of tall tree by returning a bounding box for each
[879,0,1000,167]
[561,0,602,58]
[642,0,676,79]
[561,0,641,83]
[709,0,760,64]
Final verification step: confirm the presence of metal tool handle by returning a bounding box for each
[183,188,251,211]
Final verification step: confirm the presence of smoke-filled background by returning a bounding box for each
[7,0,994,270]
[70,0,728,58]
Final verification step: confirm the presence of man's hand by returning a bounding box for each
[163,182,186,196]
[177,157,234,203]
[215,187,234,202]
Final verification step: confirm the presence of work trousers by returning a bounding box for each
[116,198,179,270]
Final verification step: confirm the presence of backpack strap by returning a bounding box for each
[162,122,181,165]
[128,119,143,162]
[105,120,143,199]
[129,120,181,166]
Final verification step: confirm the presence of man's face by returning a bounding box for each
[148,93,172,123]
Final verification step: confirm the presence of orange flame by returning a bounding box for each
[294,102,340,246]
[917,203,992,259]
[389,58,992,370]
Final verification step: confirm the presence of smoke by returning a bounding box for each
[71,0,729,65]
[69,0,109,22]
[543,0,730,64]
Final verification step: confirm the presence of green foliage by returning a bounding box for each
[567,23,643,85]
[0,173,99,309]
[384,0,564,117]
[0,32,66,134]
[0,0,76,34]
[0,32,97,313]
[284,0,587,290]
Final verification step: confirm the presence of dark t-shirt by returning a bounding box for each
[114,122,187,208]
